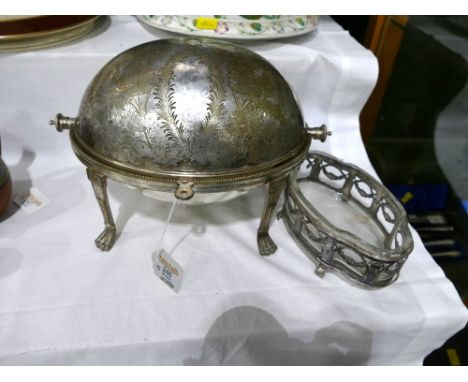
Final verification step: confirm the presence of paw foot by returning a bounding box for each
[95,226,116,251]
[257,232,278,256]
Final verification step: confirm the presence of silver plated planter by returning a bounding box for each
[280,152,414,287]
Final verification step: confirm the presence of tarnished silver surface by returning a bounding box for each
[78,37,307,173]
[53,38,329,254]
[281,152,414,287]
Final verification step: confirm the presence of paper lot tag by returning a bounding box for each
[152,249,183,292]
[13,187,50,214]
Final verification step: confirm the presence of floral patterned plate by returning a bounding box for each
[136,15,319,40]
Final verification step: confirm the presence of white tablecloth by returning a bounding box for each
[0,16,466,365]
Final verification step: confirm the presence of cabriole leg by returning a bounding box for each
[86,168,116,251]
[257,176,288,256]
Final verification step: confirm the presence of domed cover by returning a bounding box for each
[77,38,306,174]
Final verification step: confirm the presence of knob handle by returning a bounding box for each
[306,124,332,142]
[50,113,78,132]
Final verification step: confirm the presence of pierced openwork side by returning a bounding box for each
[281,152,414,288]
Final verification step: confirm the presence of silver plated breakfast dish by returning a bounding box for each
[51,37,329,255]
